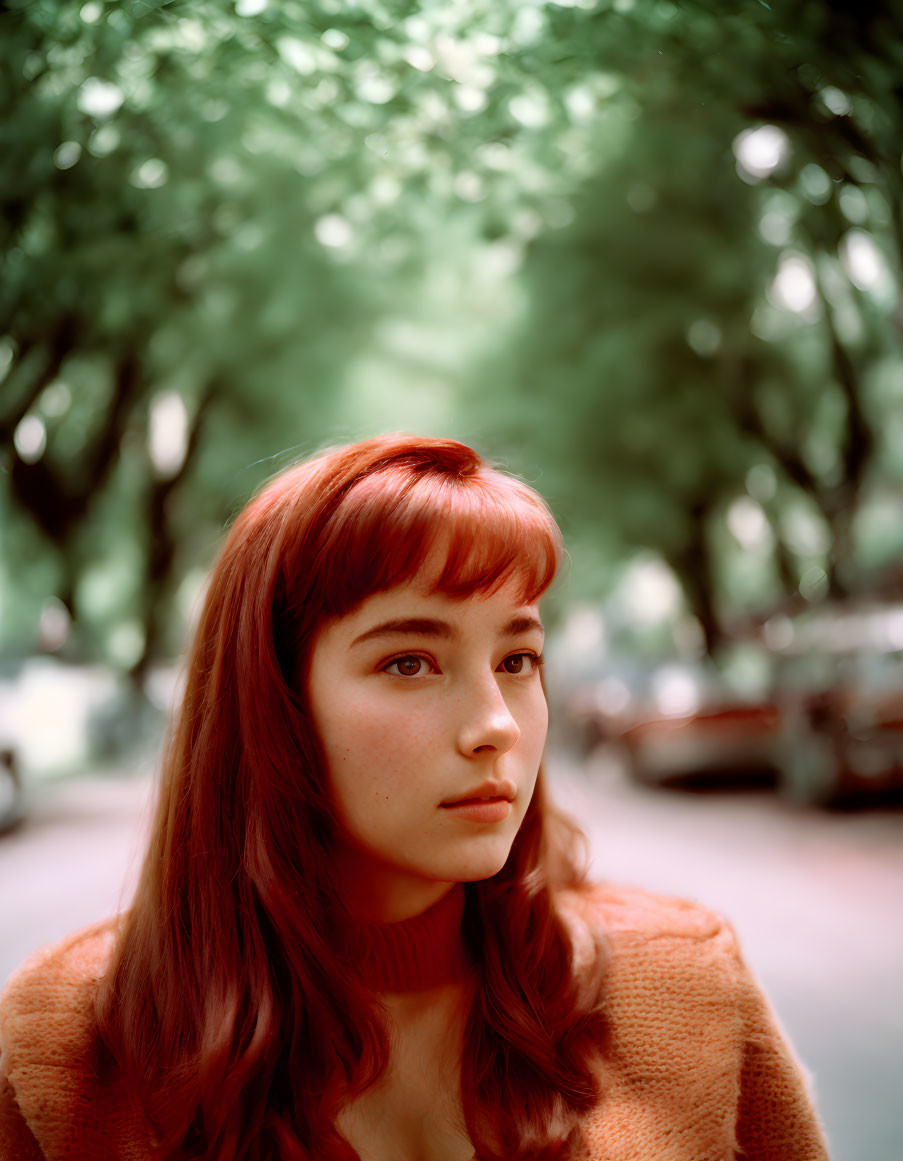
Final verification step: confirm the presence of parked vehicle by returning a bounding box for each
[568,650,782,790]
[769,603,903,806]
[566,599,903,807]
[620,702,781,789]
[777,687,903,805]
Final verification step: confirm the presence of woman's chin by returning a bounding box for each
[440,846,514,884]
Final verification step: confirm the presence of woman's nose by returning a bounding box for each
[456,677,520,756]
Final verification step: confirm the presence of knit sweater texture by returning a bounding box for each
[0,884,830,1160]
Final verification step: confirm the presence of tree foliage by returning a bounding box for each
[1,0,901,677]
[490,0,903,649]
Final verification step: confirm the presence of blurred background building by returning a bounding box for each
[1,2,902,1159]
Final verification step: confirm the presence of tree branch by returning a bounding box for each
[130,380,221,684]
[815,276,874,505]
[8,343,144,546]
[730,353,822,500]
[0,318,76,444]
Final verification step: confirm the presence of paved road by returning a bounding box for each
[1,754,900,1161]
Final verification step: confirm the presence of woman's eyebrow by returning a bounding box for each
[350,617,455,647]
[501,614,544,639]
[499,613,540,640]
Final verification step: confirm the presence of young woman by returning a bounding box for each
[0,434,829,1160]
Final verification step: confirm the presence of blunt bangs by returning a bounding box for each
[318,464,562,617]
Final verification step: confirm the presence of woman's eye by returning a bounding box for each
[383,655,433,677]
[499,652,540,675]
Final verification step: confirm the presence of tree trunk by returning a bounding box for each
[664,497,723,657]
[128,382,219,689]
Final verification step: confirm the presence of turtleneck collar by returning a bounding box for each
[340,884,473,992]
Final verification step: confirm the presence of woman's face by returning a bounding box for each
[306,572,549,922]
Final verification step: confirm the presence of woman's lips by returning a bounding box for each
[440,798,512,823]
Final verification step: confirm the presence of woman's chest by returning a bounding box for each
[337,1069,474,1161]
[337,992,475,1161]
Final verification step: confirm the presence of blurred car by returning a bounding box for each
[778,687,903,805]
[568,599,903,807]
[619,702,782,789]
[768,602,903,806]
[569,650,783,790]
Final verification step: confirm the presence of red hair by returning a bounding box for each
[96,434,606,1160]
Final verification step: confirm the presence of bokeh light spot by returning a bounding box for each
[14,416,47,463]
[732,125,791,180]
[53,141,82,171]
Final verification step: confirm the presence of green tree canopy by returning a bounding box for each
[2,0,901,676]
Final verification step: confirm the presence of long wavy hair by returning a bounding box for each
[96,434,606,1160]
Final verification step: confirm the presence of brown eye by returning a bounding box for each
[501,653,535,675]
[385,655,426,677]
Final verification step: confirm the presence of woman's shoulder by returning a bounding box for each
[563,881,730,939]
[0,918,119,1070]
[558,881,744,991]
[562,885,831,1158]
[0,919,154,1160]
[561,886,750,1083]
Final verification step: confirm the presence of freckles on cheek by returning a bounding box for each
[325,693,428,792]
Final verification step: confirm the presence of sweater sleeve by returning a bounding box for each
[0,1067,45,1161]
[733,953,831,1160]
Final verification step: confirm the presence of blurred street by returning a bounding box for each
[1,753,900,1161]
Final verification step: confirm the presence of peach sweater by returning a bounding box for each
[0,886,830,1160]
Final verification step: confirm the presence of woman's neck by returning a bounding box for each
[340,883,473,993]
